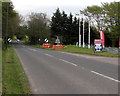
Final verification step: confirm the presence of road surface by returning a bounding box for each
[14,43,119,94]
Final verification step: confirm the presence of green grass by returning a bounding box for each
[59,45,119,57]
[31,45,119,57]
[2,47,31,94]
[0,46,2,95]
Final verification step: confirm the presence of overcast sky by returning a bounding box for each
[11,0,118,17]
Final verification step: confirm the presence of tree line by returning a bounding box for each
[2,1,120,47]
[51,8,99,45]
[81,2,120,47]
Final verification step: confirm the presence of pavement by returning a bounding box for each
[14,43,119,94]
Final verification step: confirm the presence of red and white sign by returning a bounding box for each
[94,39,102,44]
[52,44,63,49]
[94,39,102,51]
[99,30,105,48]
[42,43,51,48]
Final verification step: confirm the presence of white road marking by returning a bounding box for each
[45,54,77,66]
[22,45,25,47]
[45,54,54,57]
[28,48,37,52]
[91,71,120,83]
[59,59,77,66]
[81,67,85,69]
[45,53,119,83]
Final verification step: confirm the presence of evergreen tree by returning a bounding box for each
[51,8,62,37]
[51,8,99,45]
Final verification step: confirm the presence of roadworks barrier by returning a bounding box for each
[42,43,51,48]
[52,44,63,49]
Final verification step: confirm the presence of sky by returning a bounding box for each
[11,0,118,18]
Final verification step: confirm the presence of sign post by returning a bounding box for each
[52,36,63,49]
[42,38,51,48]
[55,36,60,45]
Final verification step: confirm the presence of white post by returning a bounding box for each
[88,21,91,48]
[83,18,85,48]
[79,17,81,47]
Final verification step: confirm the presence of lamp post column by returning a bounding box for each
[83,18,85,48]
[79,17,81,47]
[88,21,91,48]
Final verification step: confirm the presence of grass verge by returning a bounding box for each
[2,46,31,94]
[60,45,120,57]
[31,45,119,57]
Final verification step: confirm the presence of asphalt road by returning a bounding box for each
[14,43,119,94]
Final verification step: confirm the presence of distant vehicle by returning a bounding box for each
[17,39,20,42]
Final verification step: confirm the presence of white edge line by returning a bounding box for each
[91,71,120,83]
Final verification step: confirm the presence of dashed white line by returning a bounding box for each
[28,48,37,52]
[45,53,77,67]
[44,53,119,83]
[91,71,120,83]
[59,59,77,66]
[45,54,54,57]
[22,45,25,47]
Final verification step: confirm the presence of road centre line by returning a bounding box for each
[22,45,25,47]
[91,71,120,83]
[28,48,37,52]
[59,59,77,66]
[45,53,119,83]
[45,53,77,67]
[61,51,119,82]
[45,54,54,57]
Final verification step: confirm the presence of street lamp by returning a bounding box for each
[75,14,81,47]
[84,16,91,49]
[88,20,91,48]
[82,18,85,48]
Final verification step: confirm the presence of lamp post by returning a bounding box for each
[75,14,81,47]
[82,18,85,48]
[88,20,91,48]
[78,17,81,47]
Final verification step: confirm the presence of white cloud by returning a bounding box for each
[12,0,118,7]
[11,0,119,16]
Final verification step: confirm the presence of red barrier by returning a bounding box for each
[52,44,63,49]
[42,43,51,48]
